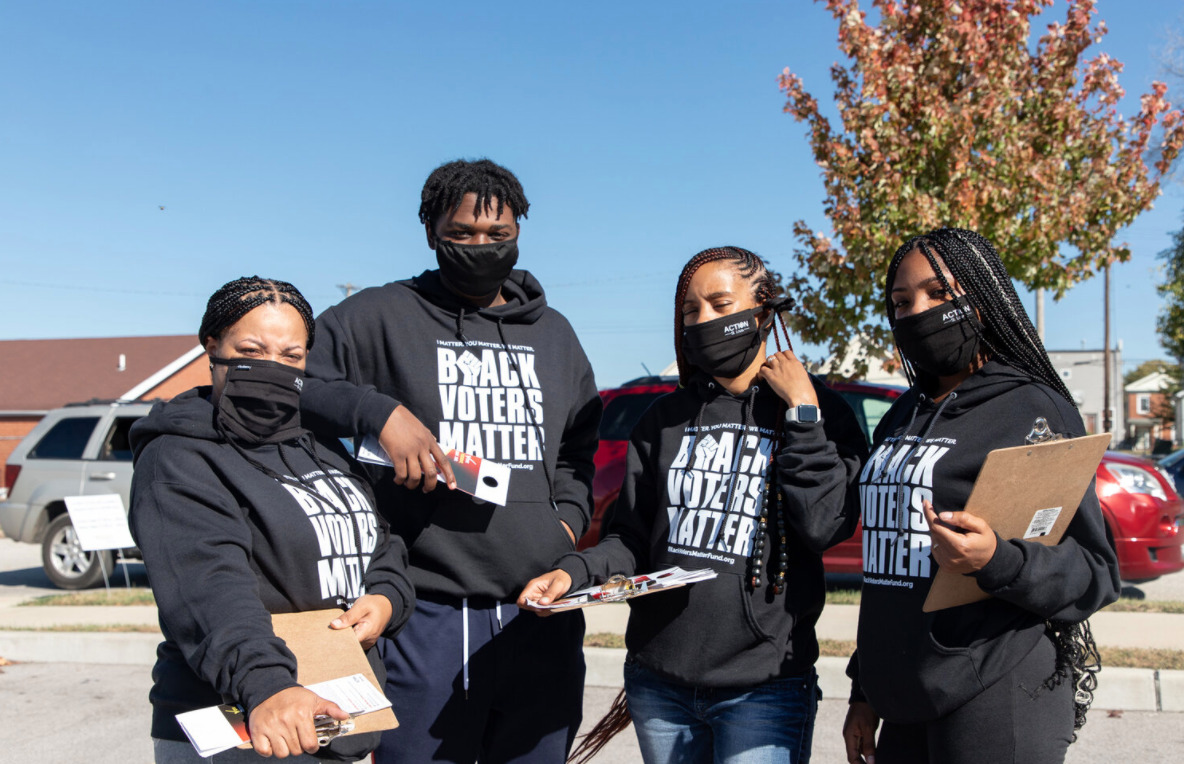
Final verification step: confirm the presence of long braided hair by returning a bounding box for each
[199,276,316,350]
[674,246,781,386]
[886,227,1099,738]
[884,227,1072,403]
[418,158,530,230]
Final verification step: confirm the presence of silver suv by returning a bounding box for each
[0,400,153,589]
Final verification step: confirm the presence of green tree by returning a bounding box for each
[1124,359,1178,386]
[1157,218,1184,362]
[779,0,1184,376]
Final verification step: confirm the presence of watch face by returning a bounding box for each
[799,405,820,423]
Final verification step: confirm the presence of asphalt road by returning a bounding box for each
[1,662,1180,764]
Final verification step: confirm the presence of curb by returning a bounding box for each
[587,648,1184,714]
[4,632,1181,714]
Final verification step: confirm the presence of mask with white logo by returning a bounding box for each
[211,357,306,445]
[682,306,772,379]
[892,295,983,377]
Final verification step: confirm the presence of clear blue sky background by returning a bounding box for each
[3,1,1183,387]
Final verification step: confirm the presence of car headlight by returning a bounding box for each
[1108,463,1168,501]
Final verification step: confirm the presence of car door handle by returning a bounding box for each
[89,472,117,481]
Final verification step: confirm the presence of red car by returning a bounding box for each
[584,377,1184,583]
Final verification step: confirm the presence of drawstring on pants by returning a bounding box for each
[462,597,470,699]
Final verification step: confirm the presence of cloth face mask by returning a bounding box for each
[211,356,306,444]
[892,295,983,377]
[682,306,771,379]
[435,239,520,299]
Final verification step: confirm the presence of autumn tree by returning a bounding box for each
[779,0,1184,376]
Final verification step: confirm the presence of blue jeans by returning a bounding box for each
[623,659,819,764]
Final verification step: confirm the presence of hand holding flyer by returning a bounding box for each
[357,434,511,505]
[526,567,718,612]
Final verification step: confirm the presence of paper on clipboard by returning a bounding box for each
[923,433,1111,612]
[176,609,397,756]
[357,434,511,506]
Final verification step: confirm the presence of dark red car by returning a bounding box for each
[583,376,1184,583]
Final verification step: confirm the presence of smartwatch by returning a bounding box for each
[785,404,821,424]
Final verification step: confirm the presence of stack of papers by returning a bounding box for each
[528,567,717,612]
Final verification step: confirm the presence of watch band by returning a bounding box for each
[785,404,821,424]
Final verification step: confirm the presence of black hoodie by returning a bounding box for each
[847,360,1120,724]
[300,269,601,601]
[128,388,414,745]
[556,375,867,687]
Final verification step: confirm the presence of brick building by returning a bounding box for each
[1124,370,1177,451]
[0,336,207,494]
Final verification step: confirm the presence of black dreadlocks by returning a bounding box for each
[674,246,782,386]
[199,276,316,350]
[418,158,530,230]
[885,227,1074,406]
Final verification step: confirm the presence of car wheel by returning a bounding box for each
[40,513,114,590]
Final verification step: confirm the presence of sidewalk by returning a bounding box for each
[2,598,1182,712]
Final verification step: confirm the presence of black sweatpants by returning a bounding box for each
[876,636,1075,764]
[373,596,586,764]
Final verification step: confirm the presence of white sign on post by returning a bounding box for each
[64,494,135,551]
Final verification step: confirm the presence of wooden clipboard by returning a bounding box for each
[270,608,398,736]
[922,433,1111,612]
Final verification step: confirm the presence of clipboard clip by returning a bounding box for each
[314,715,355,746]
[596,575,649,602]
[1025,417,1063,445]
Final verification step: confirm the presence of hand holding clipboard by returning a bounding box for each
[922,429,1111,612]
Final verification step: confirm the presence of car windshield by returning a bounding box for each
[600,392,666,441]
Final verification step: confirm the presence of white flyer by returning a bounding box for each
[63,494,135,552]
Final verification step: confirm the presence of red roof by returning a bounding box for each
[0,336,201,411]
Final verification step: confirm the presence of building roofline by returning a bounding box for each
[120,345,205,400]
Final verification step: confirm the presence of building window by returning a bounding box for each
[1137,394,1152,415]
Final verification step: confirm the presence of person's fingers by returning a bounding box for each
[404,456,423,491]
[418,450,438,493]
[939,510,990,534]
[254,732,274,758]
[392,455,409,486]
[431,441,457,489]
[314,698,350,721]
[330,607,363,630]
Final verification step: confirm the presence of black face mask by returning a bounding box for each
[682,306,772,379]
[435,239,519,299]
[211,357,306,445]
[892,295,983,377]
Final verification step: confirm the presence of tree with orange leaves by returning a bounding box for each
[779,0,1184,376]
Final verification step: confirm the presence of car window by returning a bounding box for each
[99,416,141,461]
[836,392,895,447]
[27,417,100,460]
[600,392,665,441]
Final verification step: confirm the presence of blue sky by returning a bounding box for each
[3,0,1183,386]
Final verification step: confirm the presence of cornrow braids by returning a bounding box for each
[884,227,1074,406]
[199,276,316,350]
[418,158,530,230]
[674,247,781,385]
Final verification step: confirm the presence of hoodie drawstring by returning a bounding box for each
[895,391,958,536]
[455,307,468,343]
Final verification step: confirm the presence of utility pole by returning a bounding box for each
[337,282,359,298]
[1103,263,1113,433]
[1035,287,1045,341]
